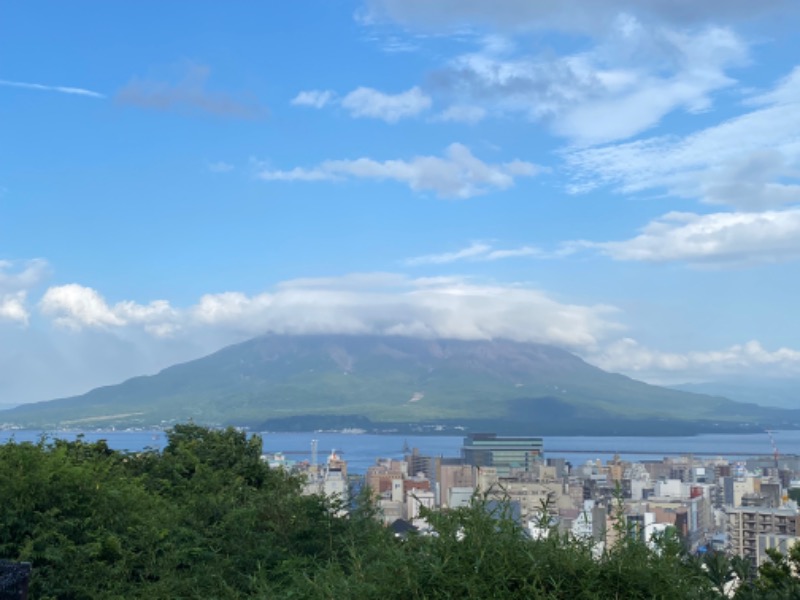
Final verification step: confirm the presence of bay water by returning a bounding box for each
[3,429,800,474]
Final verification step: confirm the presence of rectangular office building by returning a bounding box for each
[462,433,543,476]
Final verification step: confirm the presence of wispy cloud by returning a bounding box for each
[427,19,748,145]
[0,259,51,326]
[405,242,492,265]
[116,63,266,119]
[0,79,104,98]
[589,338,800,383]
[255,143,541,198]
[341,86,432,122]
[364,0,795,34]
[571,208,800,266]
[0,258,50,291]
[342,87,432,123]
[435,105,487,124]
[290,85,431,122]
[207,161,235,173]
[404,241,543,265]
[291,89,335,108]
[566,67,800,208]
[373,35,421,54]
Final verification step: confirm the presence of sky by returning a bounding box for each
[2,0,800,405]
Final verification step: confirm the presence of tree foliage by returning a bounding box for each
[1,424,799,598]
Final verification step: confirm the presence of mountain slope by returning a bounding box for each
[673,380,800,410]
[3,335,798,434]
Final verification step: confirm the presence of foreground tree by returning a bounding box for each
[0,426,338,598]
[2,424,800,598]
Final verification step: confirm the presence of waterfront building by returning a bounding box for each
[327,450,348,478]
[302,450,350,515]
[461,433,543,476]
[260,451,295,470]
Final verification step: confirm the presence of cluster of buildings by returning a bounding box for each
[264,441,350,515]
[267,433,800,565]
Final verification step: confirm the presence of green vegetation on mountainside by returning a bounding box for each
[2,335,797,432]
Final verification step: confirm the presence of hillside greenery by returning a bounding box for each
[2,424,800,598]
[4,335,797,434]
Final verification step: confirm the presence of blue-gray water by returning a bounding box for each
[3,429,800,474]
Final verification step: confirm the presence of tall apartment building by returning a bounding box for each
[727,506,800,564]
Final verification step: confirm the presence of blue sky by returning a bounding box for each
[2,0,800,405]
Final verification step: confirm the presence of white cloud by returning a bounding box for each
[341,86,432,122]
[436,105,487,124]
[191,291,272,327]
[430,19,748,144]
[405,242,493,265]
[115,299,177,325]
[39,284,177,335]
[360,7,753,143]
[576,208,800,265]
[41,274,800,383]
[405,242,542,265]
[553,29,745,144]
[363,0,794,34]
[0,292,29,325]
[35,275,620,352]
[256,143,541,198]
[254,166,333,182]
[291,89,335,108]
[0,259,50,325]
[567,67,800,207]
[0,259,50,292]
[275,272,410,289]
[0,79,105,98]
[2,273,622,403]
[589,338,800,383]
[40,285,124,329]
[485,246,542,260]
[187,275,620,349]
[20,272,800,400]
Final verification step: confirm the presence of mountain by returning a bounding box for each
[3,335,799,435]
[672,379,800,410]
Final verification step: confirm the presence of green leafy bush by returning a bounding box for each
[1,424,798,599]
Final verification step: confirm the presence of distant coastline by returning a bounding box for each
[4,429,800,476]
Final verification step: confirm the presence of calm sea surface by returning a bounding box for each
[3,429,800,474]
